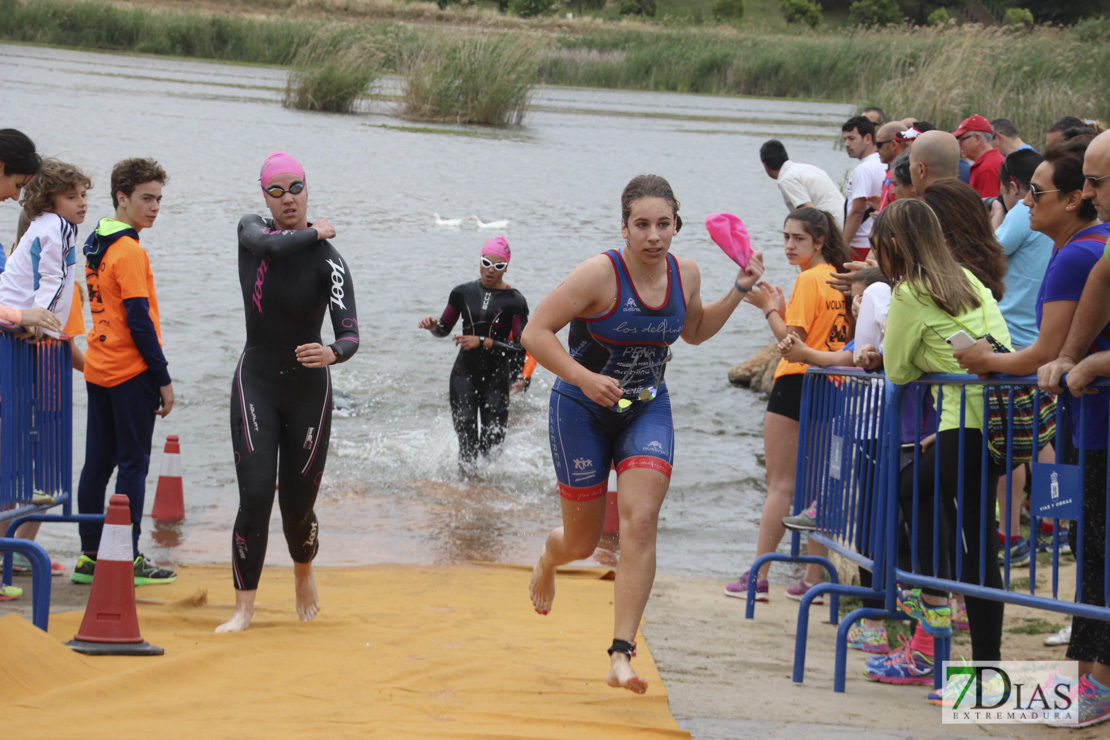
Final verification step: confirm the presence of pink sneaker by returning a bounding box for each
[724,570,769,601]
[785,578,825,605]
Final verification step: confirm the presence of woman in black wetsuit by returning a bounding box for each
[418,236,529,475]
[216,152,360,633]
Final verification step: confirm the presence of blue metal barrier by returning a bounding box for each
[0,321,102,630]
[890,373,1110,619]
[747,367,1110,693]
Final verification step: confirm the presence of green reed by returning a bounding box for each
[539,23,1110,143]
[865,24,1110,150]
[284,27,382,113]
[3,0,1108,140]
[401,32,547,125]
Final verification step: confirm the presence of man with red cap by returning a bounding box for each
[954,114,1005,198]
[419,236,530,475]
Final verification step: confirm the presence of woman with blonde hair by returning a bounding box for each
[865,198,1007,688]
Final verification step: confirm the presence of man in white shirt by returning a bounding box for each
[759,139,846,225]
[842,115,885,261]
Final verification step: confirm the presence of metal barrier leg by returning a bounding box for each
[831,607,911,692]
[791,581,868,685]
[745,553,838,620]
[0,538,52,631]
[933,635,951,690]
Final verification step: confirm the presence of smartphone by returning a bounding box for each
[946,330,976,351]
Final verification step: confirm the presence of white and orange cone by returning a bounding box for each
[66,494,163,656]
[151,434,184,522]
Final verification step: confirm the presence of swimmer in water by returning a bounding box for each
[216,152,360,633]
[418,236,529,475]
[522,174,764,693]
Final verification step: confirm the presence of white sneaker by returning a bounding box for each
[1044,624,1071,646]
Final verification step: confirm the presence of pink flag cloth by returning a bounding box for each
[705,212,752,269]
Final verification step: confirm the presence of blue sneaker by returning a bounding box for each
[928,669,1006,706]
[898,588,952,637]
[999,536,1031,567]
[1048,674,1110,729]
[863,640,934,685]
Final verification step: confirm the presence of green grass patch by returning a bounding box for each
[1006,617,1065,635]
[284,26,383,113]
[1008,576,1031,592]
[1036,549,1075,565]
[401,32,547,125]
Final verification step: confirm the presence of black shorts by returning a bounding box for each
[766,373,804,421]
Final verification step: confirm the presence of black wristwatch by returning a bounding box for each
[330,344,343,364]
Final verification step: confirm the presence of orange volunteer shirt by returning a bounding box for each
[63,283,85,338]
[773,263,850,380]
[84,235,162,387]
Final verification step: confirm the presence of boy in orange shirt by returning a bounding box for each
[72,158,176,586]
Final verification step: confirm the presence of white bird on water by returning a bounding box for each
[468,215,509,230]
[433,212,464,228]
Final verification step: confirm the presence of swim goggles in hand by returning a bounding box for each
[610,350,671,413]
[613,386,658,413]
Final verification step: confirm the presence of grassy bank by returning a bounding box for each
[3,0,1109,142]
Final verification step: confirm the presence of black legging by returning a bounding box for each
[449,368,509,468]
[899,428,1004,661]
[229,348,331,591]
[1067,449,1110,666]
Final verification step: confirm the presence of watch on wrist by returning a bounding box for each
[330,344,343,363]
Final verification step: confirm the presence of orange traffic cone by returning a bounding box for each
[66,494,163,656]
[151,434,184,521]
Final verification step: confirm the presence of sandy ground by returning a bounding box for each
[2,557,1098,739]
[642,572,1083,740]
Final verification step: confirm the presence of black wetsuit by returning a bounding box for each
[432,279,528,469]
[229,215,359,591]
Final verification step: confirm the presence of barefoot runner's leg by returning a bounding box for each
[530,496,607,615]
[608,466,668,694]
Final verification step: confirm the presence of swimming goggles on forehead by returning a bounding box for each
[262,181,306,198]
[612,349,672,413]
[480,257,508,271]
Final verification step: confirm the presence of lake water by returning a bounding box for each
[0,42,853,579]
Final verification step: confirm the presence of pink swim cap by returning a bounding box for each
[480,236,511,264]
[260,151,305,187]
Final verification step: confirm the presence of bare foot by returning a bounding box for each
[607,654,648,694]
[215,606,253,633]
[529,548,556,615]
[295,566,319,622]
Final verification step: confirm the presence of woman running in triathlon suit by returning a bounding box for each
[418,236,529,474]
[522,174,764,693]
[216,152,360,633]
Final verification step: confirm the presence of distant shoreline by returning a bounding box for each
[4,0,1109,142]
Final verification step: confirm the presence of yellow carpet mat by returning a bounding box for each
[1,564,689,739]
